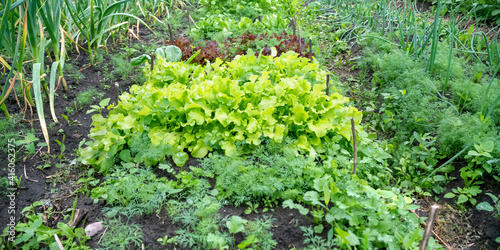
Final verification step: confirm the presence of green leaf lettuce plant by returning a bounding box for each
[80,52,363,172]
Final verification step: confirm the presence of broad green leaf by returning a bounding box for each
[119,149,131,162]
[481,141,494,152]
[227,216,248,234]
[476,202,494,211]
[443,193,456,198]
[164,45,182,62]
[303,191,320,203]
[373,221,392,233]
[457,194,468,204]
[291,104,308,124]
[173,152,189,166]
[188,109,206,125]
[130,54,150,66]
[192,139,211,158]
[308,120,330,137]
[314,224,324,234]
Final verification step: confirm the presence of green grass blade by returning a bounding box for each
[33,63,50,153]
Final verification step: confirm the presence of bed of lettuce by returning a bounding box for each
[80,51,363,172]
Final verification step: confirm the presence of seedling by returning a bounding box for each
[55,134,66,159]
[16,133,48,158]
[157,235,178,246]
[245,202,259,214]
[86,98,111,115]
[227,216,248,248]
[61,114,70,124]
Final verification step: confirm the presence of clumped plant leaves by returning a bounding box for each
[227,216,248,234]
[81,52,362,171]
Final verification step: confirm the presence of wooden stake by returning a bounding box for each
[150,52,155,72]
[351,117,357,174]
[420,205,440,250]
[168,22,174,45]
[298,29,301,51]
[293,13,297,36]
[326,74,330,96]
[309,37,313,61]
[114,82,119,106]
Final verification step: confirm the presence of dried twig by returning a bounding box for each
[128,27,141,41]
[24,165,38,182]
[53,234,65,250]
[70,209,88,228]
[97,228,107,245]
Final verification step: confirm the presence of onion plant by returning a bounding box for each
[32,63,50,153]
[64,0,150,64]
[1,0,153,120]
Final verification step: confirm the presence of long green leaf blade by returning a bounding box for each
[49,61,59,123]
[33,63,50,153]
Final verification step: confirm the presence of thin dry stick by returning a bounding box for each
[70,209,80,226]
[168,22,174,45]
[128,27,141,41]
[420,204,440,250]
[412,211,452,250]
[326,74,330,96]
[187,9,191,29]
[136,19,140,38]
[70,209,88,228]
[97,228,108,245]
[114,82,119,105]
[188,14,196,25]
[0,76,16,105]
[53,233,65,250]
[24,165,38,182]
[350,117,357,174]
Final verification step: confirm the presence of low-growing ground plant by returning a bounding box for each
[75,87,104,110]
[90,163,182,216]
[99,216,143,250]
